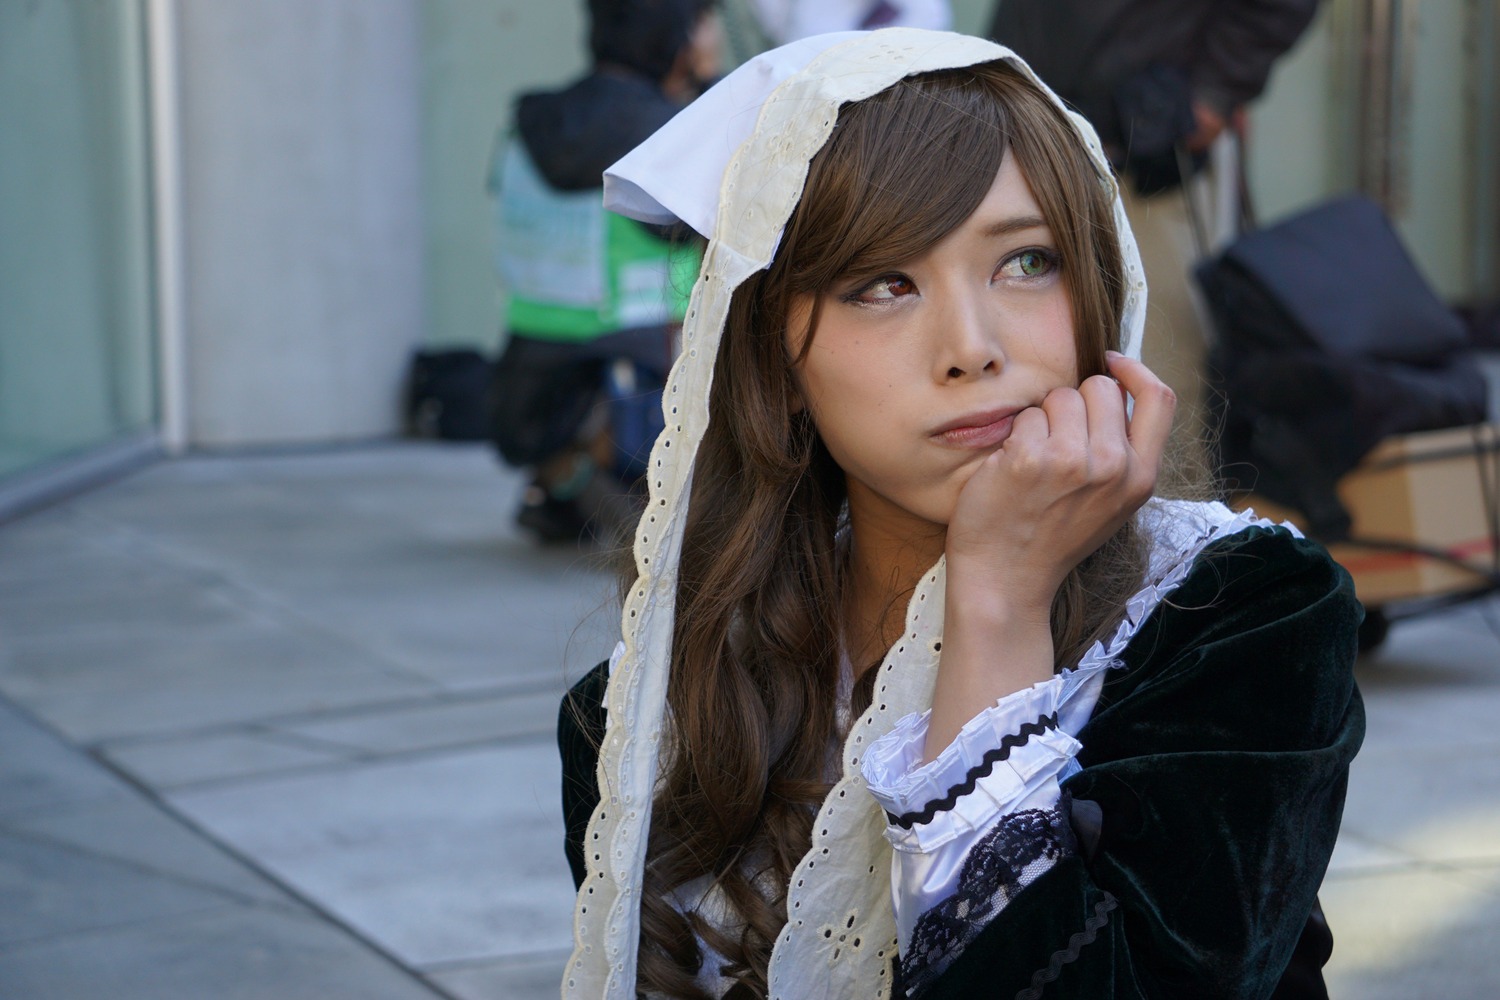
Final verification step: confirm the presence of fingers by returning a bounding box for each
[1029,385,1129,490]
[1078,374,1127,451]
[1105,351,1175,473]
[1038,386,1086,454]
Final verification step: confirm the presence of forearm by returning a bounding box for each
[924,572,1055,763]
[864,672,1083,987]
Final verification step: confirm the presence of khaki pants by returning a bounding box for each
[1120,136,1239,479]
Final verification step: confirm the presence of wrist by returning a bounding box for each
[928,584,1055,762]
[944,556,1058,631]
[943,580,1054,678]
[946,588,1052,639]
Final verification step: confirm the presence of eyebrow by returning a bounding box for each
[981,215,1049,238]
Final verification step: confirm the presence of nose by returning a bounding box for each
[931,286,1003,382]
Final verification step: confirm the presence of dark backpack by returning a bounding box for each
[404,348,495,442]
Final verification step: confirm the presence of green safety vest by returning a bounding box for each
[490,138,699,342]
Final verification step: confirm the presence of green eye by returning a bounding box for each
[1017,251,1048,275]
[998,248,1058,279]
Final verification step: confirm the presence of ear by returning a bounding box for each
[782,339,808,416]
[786,372,806,416]
[783,299,818,417]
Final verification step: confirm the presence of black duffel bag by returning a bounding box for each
[1197,195,1488,539]
[404,348,494,442]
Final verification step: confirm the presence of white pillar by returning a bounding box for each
[175,0,426,446]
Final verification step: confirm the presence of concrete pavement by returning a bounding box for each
[1,441,1498,998]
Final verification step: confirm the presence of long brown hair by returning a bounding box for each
[638,61,1148,997]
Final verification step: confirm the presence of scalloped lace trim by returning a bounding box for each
[866,499,1292,823]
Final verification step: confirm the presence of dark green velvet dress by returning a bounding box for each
[559,526,1365,998]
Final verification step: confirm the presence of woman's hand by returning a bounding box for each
[924,353,1174,761]
[945,352,1175,619]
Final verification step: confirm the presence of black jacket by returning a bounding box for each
[989,0,1319,145]
[512,68,683,193]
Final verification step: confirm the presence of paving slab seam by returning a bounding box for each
[85,683,576,751]
[0,789,119,824]
[0,822,309,916]
[81,744,471,1000]
[95,721,371,758]
[417,946,575,975]
[0,900,242,957]
[1430,859,1500,877]
[1324,859,1467,880]
[114,729,558,795]
[241,722,382,756]
[60,503,451,691]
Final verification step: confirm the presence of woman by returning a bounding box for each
[559,29,1362,999]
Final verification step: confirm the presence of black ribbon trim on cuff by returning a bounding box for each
[886,713,1060,830]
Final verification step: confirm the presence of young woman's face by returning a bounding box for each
[788,153,1078,534]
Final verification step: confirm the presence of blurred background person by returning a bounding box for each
[742,0,949,43]
[487,0,720,543]
[988,0,1320,473]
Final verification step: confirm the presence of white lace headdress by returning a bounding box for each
[564,28,1148,999]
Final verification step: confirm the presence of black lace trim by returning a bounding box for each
[1014,893,1119,1000]
[888,713,1059,829]
[896,797,1076,998]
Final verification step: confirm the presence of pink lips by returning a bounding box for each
[931,408,1021,449]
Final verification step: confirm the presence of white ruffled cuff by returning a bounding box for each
[861,675,1081,853]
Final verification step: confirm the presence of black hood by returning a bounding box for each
[516,70,682,193]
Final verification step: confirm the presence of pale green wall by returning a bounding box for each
[1402,0,1474,302]
[1246,1,1488,303]
[0,0,155,478]
[950,0,996,36]
[420,0,1489,355]
[1245,8,1346,226]
[421,0,588,351]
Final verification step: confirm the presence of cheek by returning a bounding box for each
[1034,292,1080,382]
[795,354,888,476]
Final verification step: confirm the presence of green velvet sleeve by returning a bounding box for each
[922,526,1365,1000]
[559,660,610,891]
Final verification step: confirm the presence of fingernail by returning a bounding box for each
[1105,350,1123,360]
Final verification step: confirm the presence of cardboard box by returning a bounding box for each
[1233,423,1500,606]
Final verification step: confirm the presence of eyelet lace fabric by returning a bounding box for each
[566,29,1156,1000]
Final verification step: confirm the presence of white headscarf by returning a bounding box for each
[565,28,1148,999]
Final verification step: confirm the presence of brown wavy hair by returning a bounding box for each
[637,61,1149,997]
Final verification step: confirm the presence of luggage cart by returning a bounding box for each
[1195,196,1499,651]
[1232,423,1500,652]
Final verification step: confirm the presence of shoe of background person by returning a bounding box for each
[515,483,591,544]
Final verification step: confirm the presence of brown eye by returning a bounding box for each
[860,275,916,301]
